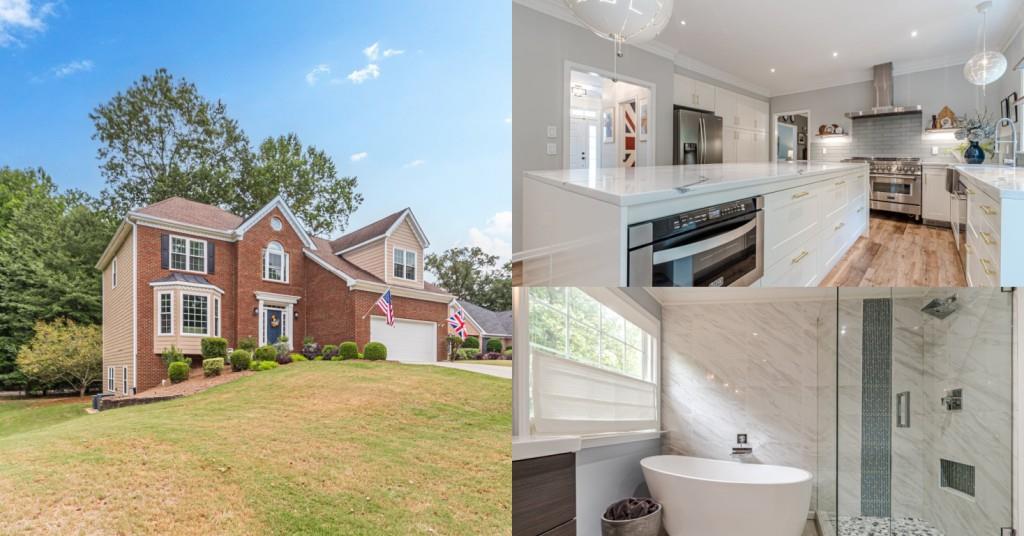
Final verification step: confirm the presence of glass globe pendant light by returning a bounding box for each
[563,0,675,58]
[963,1,1008,89]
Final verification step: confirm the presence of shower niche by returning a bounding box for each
[816,288,1013,536]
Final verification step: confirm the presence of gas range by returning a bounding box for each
[842,157,922,219]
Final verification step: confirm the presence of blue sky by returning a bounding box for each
[0,0,511,262]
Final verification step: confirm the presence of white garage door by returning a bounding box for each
[370,316,437,362]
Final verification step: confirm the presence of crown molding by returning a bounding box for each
[771,54,974,98]
[672,52,771,97]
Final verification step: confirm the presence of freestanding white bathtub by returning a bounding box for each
[641,455,812,536]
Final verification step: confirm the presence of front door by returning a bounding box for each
[265,307,284,344]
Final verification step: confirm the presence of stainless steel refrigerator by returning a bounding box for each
[673,107,723,165]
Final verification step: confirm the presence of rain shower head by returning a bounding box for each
[922,294,960,319]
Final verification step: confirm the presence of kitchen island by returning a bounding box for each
[516,162,869,286]
[954,165,1024,287]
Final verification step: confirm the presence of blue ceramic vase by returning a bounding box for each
[964,141,985,164]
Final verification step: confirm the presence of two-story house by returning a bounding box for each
[94,195,452,395]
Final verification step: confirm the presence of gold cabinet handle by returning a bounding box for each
[980,231,996,246]
[792,191,810,199]
[834,222,845,231]
[981,205,997,216]
[980,258,996,275]
[791,250,809,264]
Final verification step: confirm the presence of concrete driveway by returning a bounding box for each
[413,361,512,379]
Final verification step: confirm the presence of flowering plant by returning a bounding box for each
[954,111,996,142]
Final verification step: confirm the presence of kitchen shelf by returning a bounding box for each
[815,133,849,138]
[925,128,958,133]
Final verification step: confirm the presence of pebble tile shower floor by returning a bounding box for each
[836,516,942,536]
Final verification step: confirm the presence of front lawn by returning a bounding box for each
[0,361,510,535]
[0,397,89,440]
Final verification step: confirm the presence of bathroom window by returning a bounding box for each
[529,287,651,381]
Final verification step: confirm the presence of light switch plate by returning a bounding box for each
[546,126,557,138]
[932,146,939,155]
[822,147,828,155]
[546,143,557,155]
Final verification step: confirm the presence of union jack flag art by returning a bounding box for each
[375,289,395,326]
[448,306,467,338]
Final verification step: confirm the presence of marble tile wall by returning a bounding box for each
[816,298,838,531]
[661,300,822,511]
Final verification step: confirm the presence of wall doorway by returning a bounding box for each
[773,110,809,162]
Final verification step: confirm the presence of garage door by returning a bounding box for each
[369,316,437,362]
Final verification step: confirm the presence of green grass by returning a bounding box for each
[0,361,511,535]
[0,397,89,439]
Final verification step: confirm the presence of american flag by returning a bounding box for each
[375,289,394,326]
[448,306,467,338]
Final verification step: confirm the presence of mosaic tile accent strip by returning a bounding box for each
[861,298,892,518]
[939,459,975,497]
[837,515,943,536]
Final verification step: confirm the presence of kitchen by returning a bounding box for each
[512,0,1024,288]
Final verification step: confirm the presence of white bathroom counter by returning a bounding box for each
[523,162,866,207]
[512,431,663,461]
[955,165,1024,201]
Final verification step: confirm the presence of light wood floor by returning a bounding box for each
[819,213,966,287]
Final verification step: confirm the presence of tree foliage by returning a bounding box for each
[425,247,511,311]
[0,168,114,390]
[91,69,362,235]
[16,318,102,396]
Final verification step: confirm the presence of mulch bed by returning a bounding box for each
[100,367,252,410]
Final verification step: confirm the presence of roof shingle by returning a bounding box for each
[134,197,244,230]
[328,208,407,253]
[460,301,512,337]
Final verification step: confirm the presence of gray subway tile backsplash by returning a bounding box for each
[807,113,959,162]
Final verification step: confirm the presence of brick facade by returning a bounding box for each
[351,289,448,360]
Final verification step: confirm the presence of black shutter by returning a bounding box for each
[207,242,215,274]
[160,234,169,269]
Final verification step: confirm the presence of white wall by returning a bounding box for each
[576,440,662,536]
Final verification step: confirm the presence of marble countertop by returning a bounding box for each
[955,165,1024,201]
[524,162,867,207]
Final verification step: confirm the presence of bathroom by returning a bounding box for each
[511,287,1020,536]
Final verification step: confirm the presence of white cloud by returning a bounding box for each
[466,211,512,260]
[363,41,380,61]
[0,0,55,47]
[346,64,379,84]
[53,59,92,78]
[350,151,368,162]
[305,63,330,86]
[382,48,404,58]
[403,159,426,168]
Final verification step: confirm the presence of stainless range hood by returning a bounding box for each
[845,63,922,119]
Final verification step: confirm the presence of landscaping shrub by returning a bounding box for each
[290,353,307,362]
[314,355,324,361]
[238,336,257,352]
[321,344,339,360]
[338,341,359,360]
[446,334,464,360]
[248,359,260,371]
[358,353,364,359]
[463,336,479,350]
[482,352,503,360]
[168,361,189,383]
[503,349,513,357]
[254,345,277,362]
[160,345,187,366]
[273,336,290,361]
[200,337,228,359]
[302,335,316,345]
[363,342,387,361]
[229,349,251,371]
[301,341,321,360]
[486,339,503,352]
[457,348,477,360]
[202,358,224,377]
[276,352,293,365]
[257,360,278,371]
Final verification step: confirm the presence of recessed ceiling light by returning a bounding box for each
[680,20,686,25]
[832,51,839,57]
[911,30,918,37]
[770,68,776,73]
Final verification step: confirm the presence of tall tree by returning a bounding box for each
[91,69,362,234]
[17,319,102,396]
[425,247,512,311]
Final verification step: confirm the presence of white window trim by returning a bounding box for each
[214,297,220,337]
[262,242,289,283]
[122,366,128,394]
[393,247,417,282]
[157,291,174,336]
[111,257,118,289]
[169,235,208,274]
[107,366,115,392]
[180,292,212,337]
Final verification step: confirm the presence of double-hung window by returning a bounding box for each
[213,297,220,337]
[122,366,128,394]
[107,367,115,392]
[181,294,209,335]
[393,248,416,281]
[158,292,173,335]
[263,242,288,282]
[528,287,659,434]
[171,236,206,273]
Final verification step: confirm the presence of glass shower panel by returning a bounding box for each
[816,293,838,536]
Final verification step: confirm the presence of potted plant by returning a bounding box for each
[601,497,662,536]
[954,112,997,164]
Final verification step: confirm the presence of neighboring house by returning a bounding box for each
[95,196,452,395]
[449,300,513,352]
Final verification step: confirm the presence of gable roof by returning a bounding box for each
[304,236,383,284]
[329,208,429,255]
[133,197,244,230]
[458,300,512,337]
[235,195,318,250]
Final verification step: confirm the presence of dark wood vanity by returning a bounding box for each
[512,452,577,536]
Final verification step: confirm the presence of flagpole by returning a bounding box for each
[361,286,392,319]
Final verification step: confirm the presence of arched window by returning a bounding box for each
[264,241,288,282]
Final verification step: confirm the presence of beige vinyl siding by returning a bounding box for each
[152,287,221,355]
[102,229,134,394]
[386,220,424,290]
[343,237,386,280]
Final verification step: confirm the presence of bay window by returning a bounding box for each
[181,294,208,335]
[158,292,173,335]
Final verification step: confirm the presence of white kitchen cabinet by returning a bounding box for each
[735,95,769,132]
[715,88,738,128]
[674,74,715,111]
[921,166,951,223]
[737,129,759,163]
[723,127,738,163]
